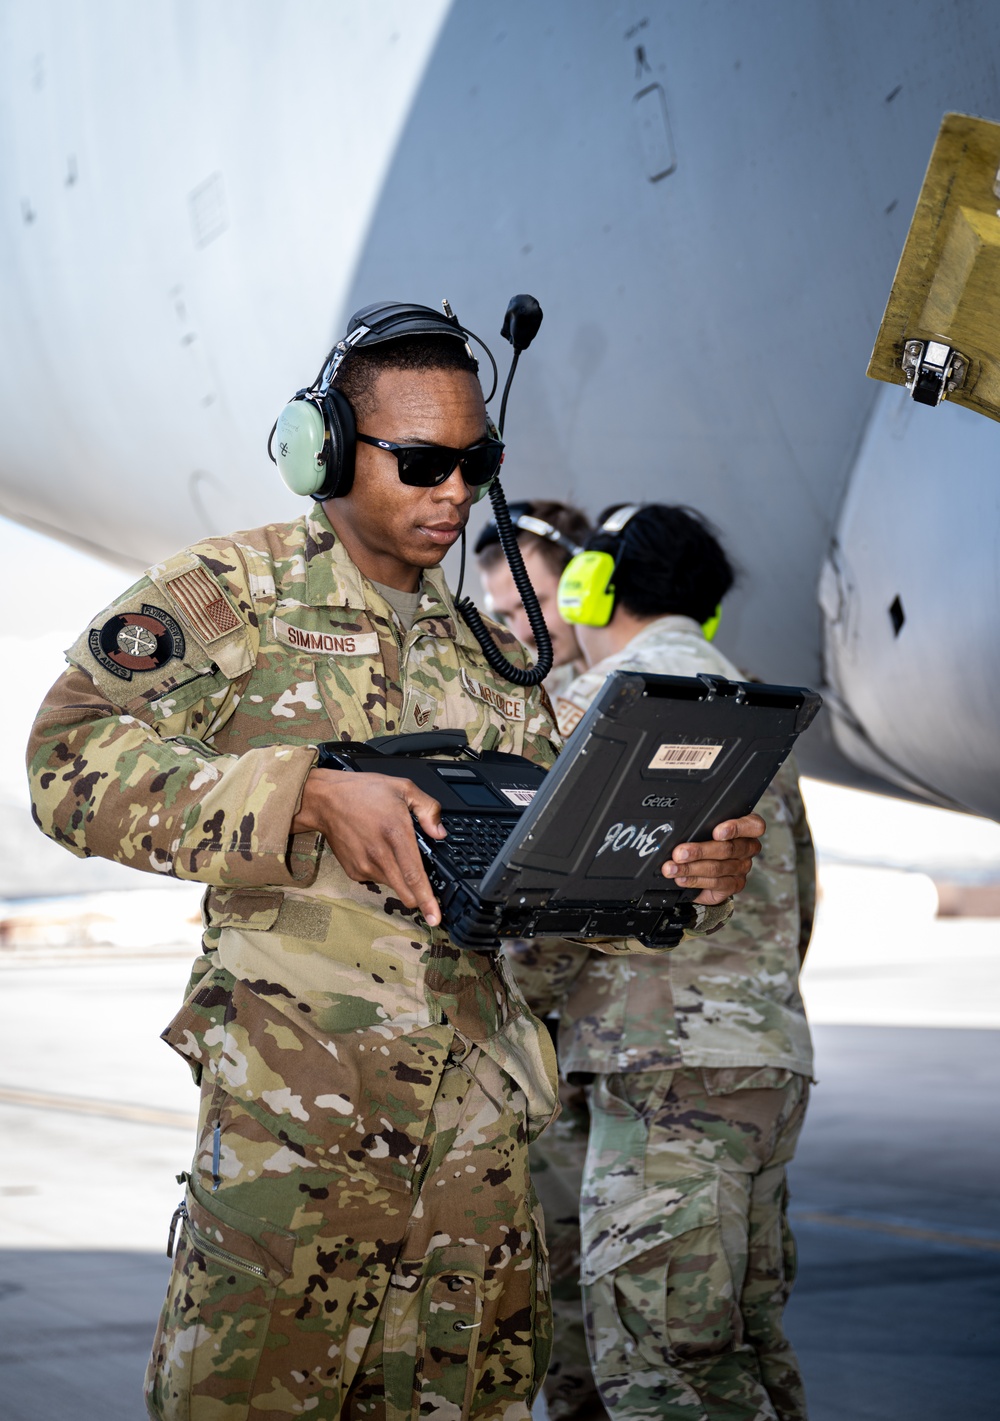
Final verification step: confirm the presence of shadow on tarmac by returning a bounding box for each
[783,1024,1000,1421]
[0,1248,168,1420]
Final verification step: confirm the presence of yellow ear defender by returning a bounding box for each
[701,604,722,641]
[557,507,726,636]
[556,549,618,626]
[557,505,642,627]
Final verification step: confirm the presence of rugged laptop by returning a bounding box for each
[317,671,821,951]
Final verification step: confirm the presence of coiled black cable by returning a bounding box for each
[457,348,554,686]
[457,479,554,686]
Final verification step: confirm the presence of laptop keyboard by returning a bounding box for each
[439,813,522,878]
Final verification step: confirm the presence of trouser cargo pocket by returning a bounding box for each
[144,1174,294,1420]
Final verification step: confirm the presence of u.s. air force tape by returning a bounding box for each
[89,605,185,681]
[460,668,525,721]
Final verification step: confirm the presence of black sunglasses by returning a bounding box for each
[356,433,504,488]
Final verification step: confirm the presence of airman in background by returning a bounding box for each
[474,499,591,701]
[510,503,815,1421]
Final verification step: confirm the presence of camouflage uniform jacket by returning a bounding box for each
[510,615,815,1080]
[27,510,730,1149]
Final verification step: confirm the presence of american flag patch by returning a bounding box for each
[165,566,241,643]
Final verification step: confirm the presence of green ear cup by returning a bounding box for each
[273,399,328,496]
[472,412,502,502]
[471,480,494,504]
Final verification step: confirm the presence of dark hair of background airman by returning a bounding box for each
[592,503,737,624]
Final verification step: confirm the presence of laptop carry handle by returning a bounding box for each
[317,730,473,763]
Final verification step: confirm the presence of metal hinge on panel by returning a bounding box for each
[901,339,968,406]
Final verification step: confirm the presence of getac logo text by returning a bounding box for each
[642,794,678,808]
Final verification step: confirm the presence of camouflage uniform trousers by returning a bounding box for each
[531,1067,809,1421]
[145,1029,552,1420]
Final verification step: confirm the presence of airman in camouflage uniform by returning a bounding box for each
[26,340,761,1421]
[509,507,815,1421]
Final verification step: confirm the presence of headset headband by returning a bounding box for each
[347,301,466,345]
[515,514,583,556]
[317,324,370,392]
[317,302,473,393]
[596,503,642,538]
[474,505,585,559]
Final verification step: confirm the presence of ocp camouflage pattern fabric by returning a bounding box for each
[26,512,729,1420]
[508,615,815,1421]
[528,1078,607,1421]
[581,1067,809,1420]
[145,967,551,1418]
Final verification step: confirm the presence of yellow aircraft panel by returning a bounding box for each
[868,112,1000,422]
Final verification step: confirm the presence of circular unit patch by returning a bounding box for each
[89,604,185,681]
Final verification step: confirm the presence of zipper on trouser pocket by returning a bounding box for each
[166,1200,187,1258]
[165,1199,267,1279]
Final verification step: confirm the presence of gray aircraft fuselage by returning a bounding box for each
[1,0,998,817]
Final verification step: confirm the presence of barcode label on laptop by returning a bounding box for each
[648,743,724,771]
[502,788,538,807]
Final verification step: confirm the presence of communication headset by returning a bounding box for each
[267,294,555,687]
[473,503,585,560]
[701,605,722,642]
[557,504,723,639]
[268,301,500,502]
[557,505,642,627]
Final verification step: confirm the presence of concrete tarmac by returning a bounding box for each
[1,946,998,1421]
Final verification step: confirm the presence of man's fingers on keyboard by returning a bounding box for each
[399,857,441,927]
[381,820,440,926]
[404,781,446,838]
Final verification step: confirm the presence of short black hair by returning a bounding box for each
[330,334,480,422]
[475,500,593,575]
[591,504,736,623]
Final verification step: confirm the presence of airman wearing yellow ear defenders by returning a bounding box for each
[557,503,723,638]
[511,502,816,1421]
